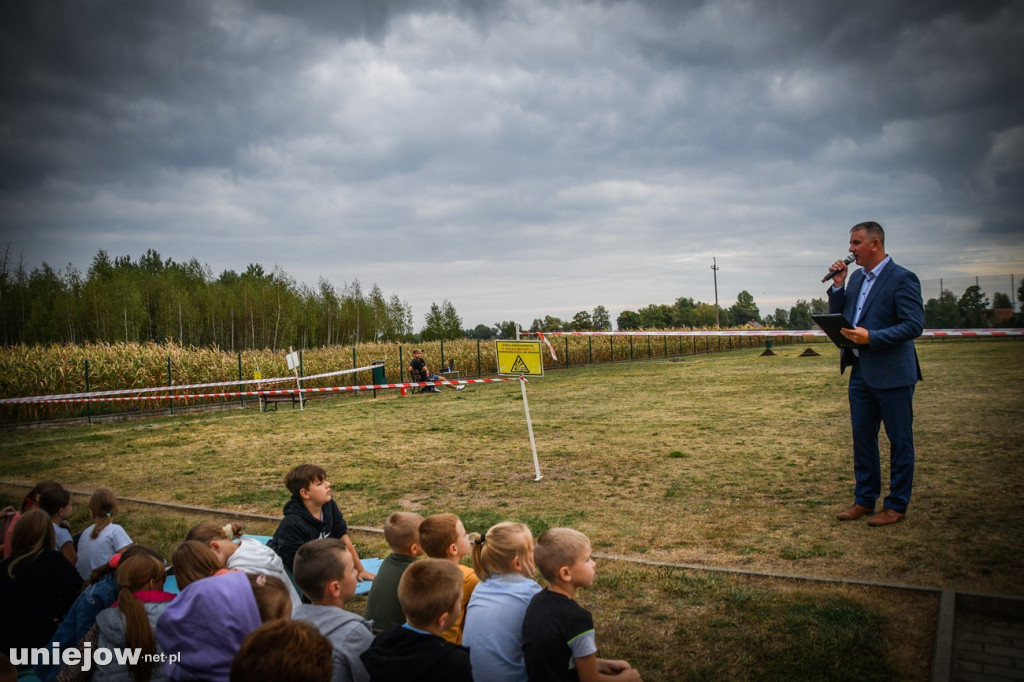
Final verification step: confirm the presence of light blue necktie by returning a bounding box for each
[853,270,876,326]
[850,271,876,357]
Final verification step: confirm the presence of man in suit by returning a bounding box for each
[827,221,924,527]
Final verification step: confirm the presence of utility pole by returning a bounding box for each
[711,257,720,328]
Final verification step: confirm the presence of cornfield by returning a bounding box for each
[0,332,788,424]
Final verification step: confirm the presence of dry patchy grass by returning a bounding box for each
[2,339,1022,680]
[2,340,1021,591]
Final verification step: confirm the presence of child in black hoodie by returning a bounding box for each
[360,558,472,682]
[267,464,375,581]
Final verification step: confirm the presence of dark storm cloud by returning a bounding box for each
[1,0,1021,325]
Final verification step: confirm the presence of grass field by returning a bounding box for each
[2,339,1022,680]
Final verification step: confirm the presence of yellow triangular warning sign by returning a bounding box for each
[510,355,530,373]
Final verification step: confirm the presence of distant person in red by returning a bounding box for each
[409,349,464,393]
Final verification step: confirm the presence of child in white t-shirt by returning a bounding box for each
[76,488,133,580]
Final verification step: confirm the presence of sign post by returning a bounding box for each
[496,341,544,481]
[254,367,264,412]
[286,347,303,411]
[519,376,542,481]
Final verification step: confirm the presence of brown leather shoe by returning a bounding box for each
[867,509,906,526]
[836,504,874,521]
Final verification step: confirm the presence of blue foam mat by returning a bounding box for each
[164,534,381,596]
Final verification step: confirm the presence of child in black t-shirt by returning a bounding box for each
[523,528,642,682]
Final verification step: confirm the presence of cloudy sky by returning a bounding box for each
[2,0,1022,329]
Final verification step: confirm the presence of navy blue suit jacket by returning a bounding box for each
[827,260,924,389]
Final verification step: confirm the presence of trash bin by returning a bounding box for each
[370,361,386,398]
[765,339,773,350]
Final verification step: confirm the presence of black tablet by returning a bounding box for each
[812,313,869,349]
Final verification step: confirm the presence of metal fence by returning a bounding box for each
[919,274,1021,310]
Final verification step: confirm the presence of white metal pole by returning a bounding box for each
[290,346,304,411]
[520,376,542,481]
[256,365,264,413]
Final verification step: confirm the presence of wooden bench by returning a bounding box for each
[260,394,307,410]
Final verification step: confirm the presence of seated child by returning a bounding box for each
[157,571,292,682]
[91,552,177,682]
[76,487,133,580]
[170,540,230,591]
[418,513,479,645]
[36,545,164,682]
[523,528,642,682]
[360,559,472,682]
[267,464,375,580]
[461,522,540,682]
[187,521,302,611]
[408,349,464,392]
[2,479,61,558]
[364,512,424,633]
[292,538,374,682]
[244,572,293,621]
[0,509,82,651]
[38,485,76,566]
[231,619,334,682]
[0,507,10,559]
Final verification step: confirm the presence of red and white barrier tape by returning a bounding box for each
[0,362,384,406]
[522,329,1024,338]
[920,330,1024,337]
[3,377,523,406]
[522,329,1023,358]
[534,331,558,361]
[300,363,384,382]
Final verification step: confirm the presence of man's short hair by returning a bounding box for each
[534,528,591,582]
[292,538,350,600]
[398,559,462,629]
[418,513,460,559]
[284,464,327,497]
[383,512,424,552]
[851,221,885,247]
[231,619,333,682]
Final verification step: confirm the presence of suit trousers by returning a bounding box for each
[848,361,916,513]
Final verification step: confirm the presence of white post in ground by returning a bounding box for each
[520,376,542,481]
[255,366,265,413]
[286,347,304,411]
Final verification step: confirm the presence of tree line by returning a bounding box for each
[2,245,1019,349]
[921,285,1021,328]
[0,247,422,349]
[539,283,1023,333]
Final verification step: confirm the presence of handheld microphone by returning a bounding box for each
[822,254,856,283]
